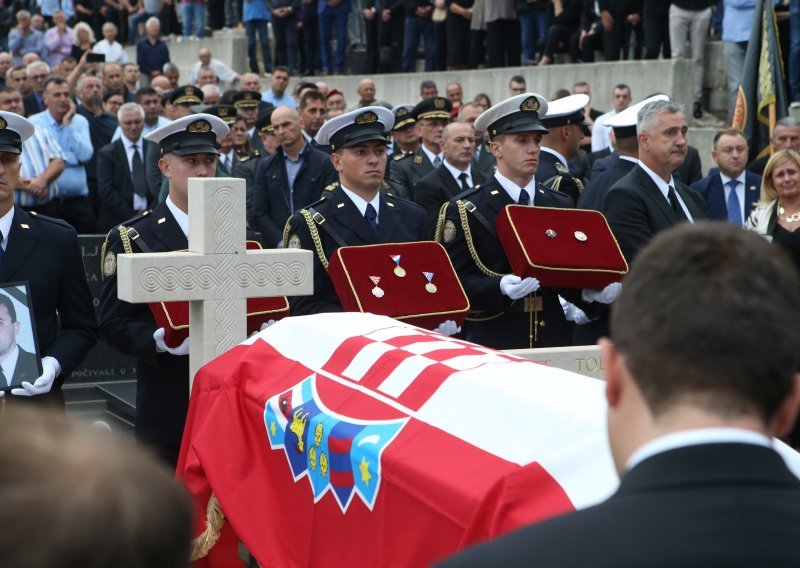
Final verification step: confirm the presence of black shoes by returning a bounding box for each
[693,102,703,119]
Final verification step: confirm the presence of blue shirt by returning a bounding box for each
[722,0,778,43]
[8,29,46,66]
[16,126,66,207]
[243,0,271,22]
[261,90,296,108]
[136,37,170,75]
[29,110,93,197]
[283,144,307,209]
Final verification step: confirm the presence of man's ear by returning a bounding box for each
[600,338,623,409]
[773,373,800,438]
[330,151,343,173]
[158,157,170,178]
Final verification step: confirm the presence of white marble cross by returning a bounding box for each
[116,177,313,386]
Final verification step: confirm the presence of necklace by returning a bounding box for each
[779,205,800,223]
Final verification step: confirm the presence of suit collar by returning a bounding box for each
[0,208,40,281]
[632,165,686,224]
[329,185,377,244]
[147,202,188,250]
[617,443,798,497]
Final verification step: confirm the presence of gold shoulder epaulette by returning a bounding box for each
[324,181,340,192]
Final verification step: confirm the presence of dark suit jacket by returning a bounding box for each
[674,145,703,185]
[388,146,437,200]
[747,154,769,177]
[414,164,487,234]
[440,177,580,349]
[602,164,706,264]
[690,169,761,222]
[538,149,582,203]
[23,92,42,118]
[471,143,496,179]
[577,155,637,211]
[438,443,800,568]
[1,208,97,404]
[284,184,427,316]
[8,347,41,388]
[96,138,161,234]
[251,144,338,248]
[98,202,190,452]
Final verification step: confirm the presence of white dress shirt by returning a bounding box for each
[638,160,694,221]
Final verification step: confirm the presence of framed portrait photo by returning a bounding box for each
[0,282,42,392]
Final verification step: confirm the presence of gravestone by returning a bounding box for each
[117,177,314,385]
[508,345,604,381]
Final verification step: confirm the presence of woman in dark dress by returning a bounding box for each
[70,22,95,60]
[745,148,800,446]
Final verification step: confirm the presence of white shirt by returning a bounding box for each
[719,171,747,222]
[121,135,148,211]
[165,196,189,237]
[420,144,443,167]
[190,59,239,86]
[0,205,14,250]
[638,160,694,221]
[619,155,638,164]
[92,39,129,64]
[0,344,19,386]
[626,428,771,472]
[494,171,537,205]
[341,185,380,220]
[443,159,473,189]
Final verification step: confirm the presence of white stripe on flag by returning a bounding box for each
[341,341,396,382]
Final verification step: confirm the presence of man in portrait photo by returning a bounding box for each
[0,292,39,389]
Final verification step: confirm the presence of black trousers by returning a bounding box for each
[446,13,471,68]
[602,0,642,61]
[543,24,577,59]
[642,0,670,59]
[486,19,521,67]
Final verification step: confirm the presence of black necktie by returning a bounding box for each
[0,229,6,266]
[0,364,6,387]
[518,188,531,206]
[132,144,147,198]
[667,186,687,221]
[458,172,470,193]
[364,203,379,236]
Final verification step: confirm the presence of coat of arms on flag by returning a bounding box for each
[265,374,407,511]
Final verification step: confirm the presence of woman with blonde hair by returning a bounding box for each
[746,149,800,262]
[71,22,96,61]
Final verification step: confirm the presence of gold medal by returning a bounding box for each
[390,255,406,277]
[423,271,437,294]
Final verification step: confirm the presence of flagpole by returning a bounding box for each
[769,102,776,154]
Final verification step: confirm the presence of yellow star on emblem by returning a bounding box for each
[270,421,277,437]
[359,457,372,486]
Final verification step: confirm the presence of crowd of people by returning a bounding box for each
[0,3,799,565]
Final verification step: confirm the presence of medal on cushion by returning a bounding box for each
[390,254,406,277]
[370,276,384,298]
[423,271,437,294]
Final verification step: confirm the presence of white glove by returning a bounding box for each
[560,297,590,324]
[154,327,190,356]
[249,320,278,338]
[582,282,622,304]
[11,356,60,397]
[433,320,461,336]
[500,274,541,300]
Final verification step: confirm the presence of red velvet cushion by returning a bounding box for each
[327,241,470,330]
[495,205,628,289]
[148,241,290,348]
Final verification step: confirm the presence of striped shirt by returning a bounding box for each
[15,126,66,207]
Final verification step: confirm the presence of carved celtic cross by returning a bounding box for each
[116,177,313,387]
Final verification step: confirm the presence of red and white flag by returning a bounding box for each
[178,312,619,567]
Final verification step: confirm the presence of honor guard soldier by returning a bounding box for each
[538,94,591,204]
[232,89,267,155]
[437,93,593,350]
[388,96,452,200]
[283,106,427,316]
[389,104,420,159]
[169,85,204,119]
[98,113,229,467]
[236,110,272,225]
[0,111,97,403]
[204,105,238,175]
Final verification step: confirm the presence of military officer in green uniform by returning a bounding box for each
[388,96,452,200]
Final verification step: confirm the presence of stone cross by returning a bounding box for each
[116,177,313,386]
